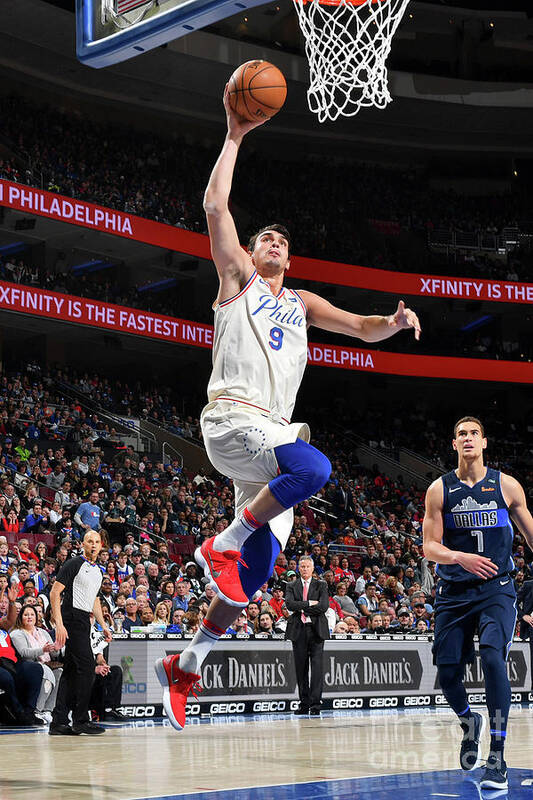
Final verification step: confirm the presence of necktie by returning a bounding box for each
[301,581,308,623]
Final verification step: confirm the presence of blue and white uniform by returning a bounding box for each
[432,468,517,666]
[438,467,514,582]
[201,271,310,548]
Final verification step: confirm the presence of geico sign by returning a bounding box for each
[119,705,155,717]
[467,694,486,703]
[123,683,147,694]
[333,698,363,709]
[253,701,286,712]
[209,703,246,715]
[435,695,449,705]
[161,703,200,717]
[511,693,522,703]
[404,696,431,706]
[369,697,398,708]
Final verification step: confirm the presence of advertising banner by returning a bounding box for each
[0,281,532,383]
[289,258,533,306]
[0,180,211,259]
[109,636,532,717]
[2,180,533,304]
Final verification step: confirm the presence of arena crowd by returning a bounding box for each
[1,93,532,277]
[0,359,531,690]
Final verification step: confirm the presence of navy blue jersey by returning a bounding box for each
[437,467,514,582]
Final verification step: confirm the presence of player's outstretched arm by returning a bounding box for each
[298,293,421,342]
[501,473,533,552]
[423,480,498,579]
[203,86,267,301]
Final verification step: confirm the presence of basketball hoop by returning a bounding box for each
[293,0,410,122]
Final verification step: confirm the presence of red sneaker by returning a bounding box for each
[154,654,202,731]
[195,537,249,607]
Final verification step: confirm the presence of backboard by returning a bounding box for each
[76,0,269,68]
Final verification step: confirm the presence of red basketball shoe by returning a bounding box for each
[154,654,202,731]
[195,537,249,607]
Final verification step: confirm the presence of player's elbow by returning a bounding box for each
[203,195,227,216]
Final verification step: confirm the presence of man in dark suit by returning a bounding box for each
[517,578,533,689]
[285,555,329,715]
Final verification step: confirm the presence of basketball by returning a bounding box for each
[228,60,287,122]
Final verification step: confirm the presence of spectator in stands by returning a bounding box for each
[412,599,429,624]
[367,613,383,633]
[396,608,413,631]
[172,580,191,613]
[10,603,62,723]
[361,545,381,570]
[22,501,48,534]
[0,541,13,573]
[47,464,65,491]
[167,608,185,633]
[122,598,142,632]
[74,490,102,533]
[12,564,31,598]
[269,585,285,620]
[140,608,154,625]
[2,509,21,536]
[246,601,260,629]
[99,578,117,613]
[181,611,199,634]
[227,611,253,635]
[116,552,133,583]
[153,603,170,626]
[357,583,380,617]
[333,622,349,634]
[322,571,337,597]
[0,585,44,726]
[344,616,360,634]
[333,583,358,615]
[339,557,356,585]
[14,540,38,564]
[255,611,275,635]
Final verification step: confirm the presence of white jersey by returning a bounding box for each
[207,270,308,423]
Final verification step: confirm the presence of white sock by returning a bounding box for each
[212,507,261,552]
[179,619,226,674]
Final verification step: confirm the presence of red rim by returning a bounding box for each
[295,0,384,5]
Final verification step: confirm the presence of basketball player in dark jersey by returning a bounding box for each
[424,416,533,790]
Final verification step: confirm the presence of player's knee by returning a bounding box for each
[480,645,504,674]
[274,439,331,501]
[306,449,332,494]
[438,663,463,691]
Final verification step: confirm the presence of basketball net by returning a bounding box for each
[293,0,411,122]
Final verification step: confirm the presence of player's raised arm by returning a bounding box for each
[423,479,498,579]
[203,86,267,299]
[298,293,421,342]
[501,473,533,551]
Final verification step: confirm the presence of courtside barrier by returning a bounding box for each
[110,636,532,717]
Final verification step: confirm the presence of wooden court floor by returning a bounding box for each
[0,708,532,800]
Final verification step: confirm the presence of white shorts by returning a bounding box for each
[200,399,310,549]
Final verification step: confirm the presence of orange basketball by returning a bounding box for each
[228,60,287,123]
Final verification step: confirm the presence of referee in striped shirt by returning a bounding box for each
[49,530,112,735]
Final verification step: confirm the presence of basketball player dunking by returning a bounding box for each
[155,87,421,730]
[424,416,533,790]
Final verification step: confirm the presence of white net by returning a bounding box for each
[293,0,411,122]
